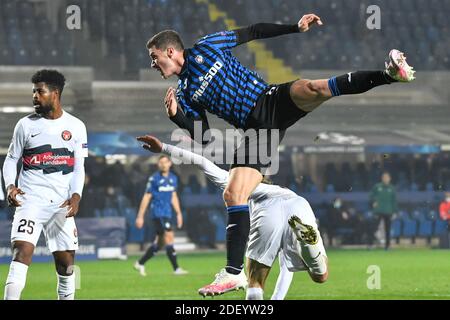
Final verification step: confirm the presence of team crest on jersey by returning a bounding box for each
[195,55,204,64]
[61,130,72,141]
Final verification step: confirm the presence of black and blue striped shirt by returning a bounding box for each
[176,30,268,128]
[170,23,300,140]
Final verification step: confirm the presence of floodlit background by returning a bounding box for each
[0,0,449,299]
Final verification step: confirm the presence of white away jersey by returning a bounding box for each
[5,111,88,202]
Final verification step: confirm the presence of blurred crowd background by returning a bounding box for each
[1,0,449,250]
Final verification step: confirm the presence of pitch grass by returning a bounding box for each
[1,248,450,300]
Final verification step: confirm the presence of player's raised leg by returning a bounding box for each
[288,198,328,283]
[246,258,271,300]
[53,251,76,300]
[290,49,415,112]
[4,241,33,300]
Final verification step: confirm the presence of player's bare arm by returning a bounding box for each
[171,192,183,229]
[136,193,152,229]
[6,185,25,207]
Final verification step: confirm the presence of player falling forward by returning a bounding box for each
[136,135,328,299]
[2,70,88,300]
[147,13,414,295]
[134,155,188,276]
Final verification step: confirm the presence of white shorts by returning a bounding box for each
[10,194,78,253]
[246,196,326,272]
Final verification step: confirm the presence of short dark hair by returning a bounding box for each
[31,69,66,97]
[146,30,184,51]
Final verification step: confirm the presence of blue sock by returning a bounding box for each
[225,205,250,275]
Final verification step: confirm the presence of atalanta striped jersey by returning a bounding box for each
[176,30,269,128]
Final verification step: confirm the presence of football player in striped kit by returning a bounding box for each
[147,13,414,295]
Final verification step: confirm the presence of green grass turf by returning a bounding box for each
[1,248,450,300]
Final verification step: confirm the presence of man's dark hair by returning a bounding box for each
[146,30,184,51]
[31,69,66,97]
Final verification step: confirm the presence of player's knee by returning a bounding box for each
[223,188,248,205]
[311,270,328,283]
[12,247,33,266]
[305,80,328,98]
[55,258,74,276]
[54,252,75,276]
[56,264,73,276]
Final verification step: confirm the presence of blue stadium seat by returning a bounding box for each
[402,219,418,237]
[398,210,410,219]
[390,219,402,238]
[418,219,433,237]
[434,219,448,236]
[124,207,137,222]
[128,225,144,242]
[183,186,192,195]
[94,209,102,218]
[209,209,226,242]
[425,182,434,191]
[102,207,119,217]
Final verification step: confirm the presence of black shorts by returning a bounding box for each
[245,80,308,131]
[153,217,173,235]
[230,81,308,173]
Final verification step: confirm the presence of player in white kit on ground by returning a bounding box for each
[136,135,328,300]
[2,70,88,300]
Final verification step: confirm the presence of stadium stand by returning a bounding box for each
[0,0,449,249]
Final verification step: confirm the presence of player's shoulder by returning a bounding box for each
[64,110,86,128]
[14,113,40,130]
[169,172,178,183]
[195,30,236,45]
[149,172,160,180]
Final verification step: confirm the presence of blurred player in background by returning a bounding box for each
[136,135,328,299]
[134,155,188,276]
[2,70,88,300]
[147,12,415,294]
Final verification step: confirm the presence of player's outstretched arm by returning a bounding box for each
[165,87,210,145]
[137,135,228,189]
[235,13,323,45]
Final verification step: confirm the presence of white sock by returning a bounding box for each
[246,287,264,300]
[4,261,28,300]
[299,235,328,275]
[271,253,294,300]
[57,273,75,300]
